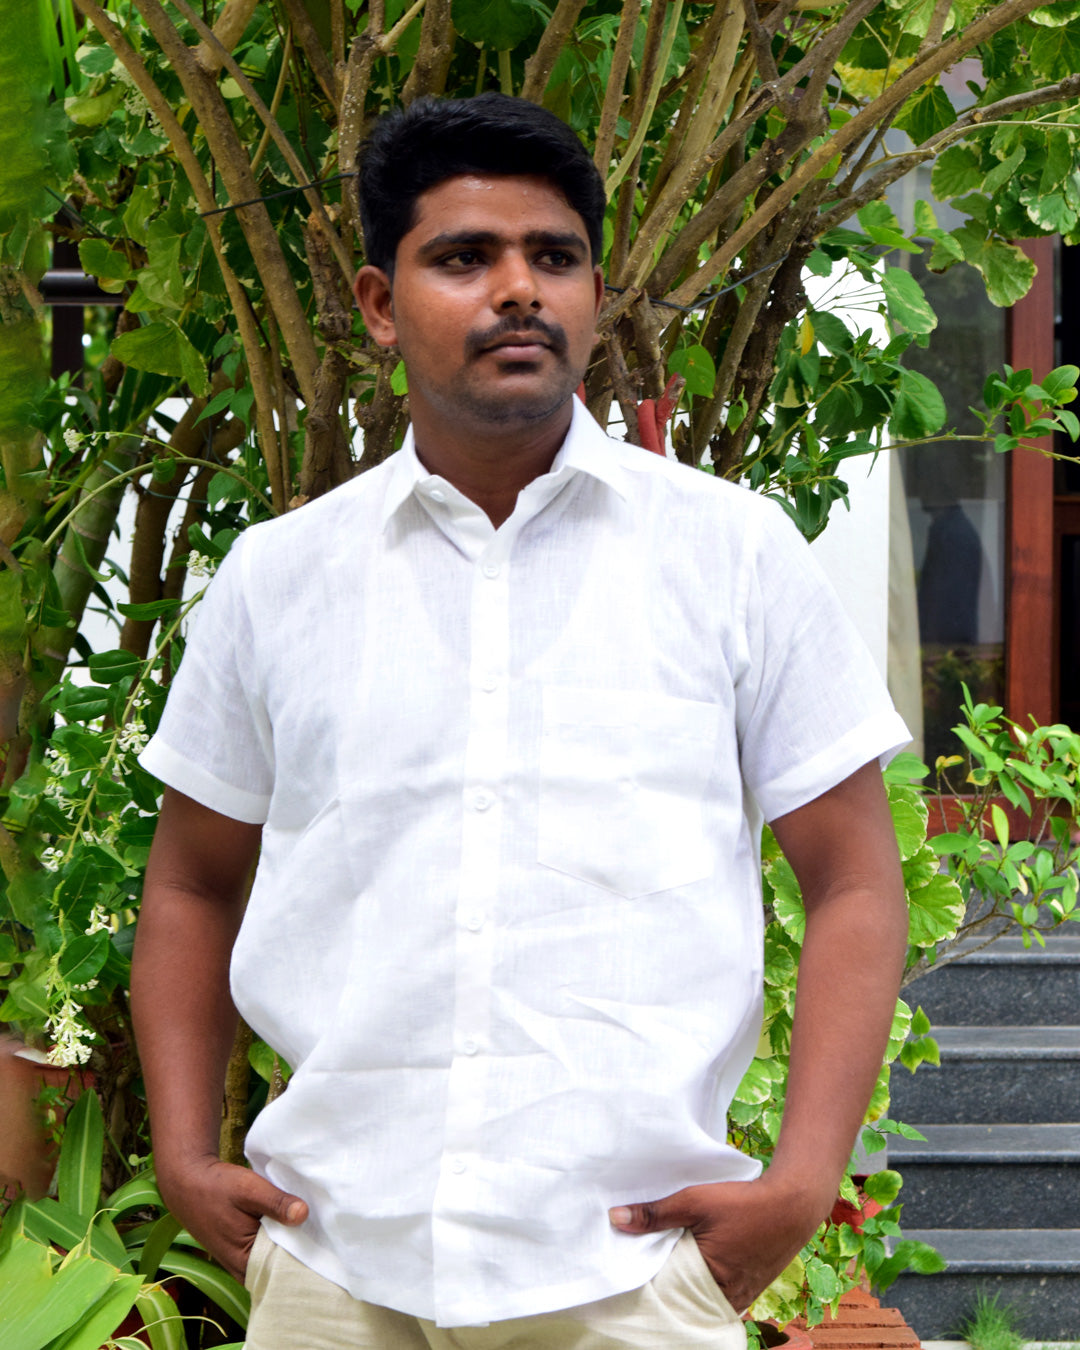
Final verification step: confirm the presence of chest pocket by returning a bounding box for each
[537,687,720,898]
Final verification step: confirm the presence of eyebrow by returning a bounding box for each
[415,229,588,258]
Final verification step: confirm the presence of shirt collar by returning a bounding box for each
[379,395,629,531]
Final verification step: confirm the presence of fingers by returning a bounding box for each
[226,1165,308,1226]
[609,1187,699,1233]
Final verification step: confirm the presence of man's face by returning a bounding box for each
[354,174,604,432]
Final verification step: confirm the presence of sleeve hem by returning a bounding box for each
[138,735,270,825]
[753,710,911,823]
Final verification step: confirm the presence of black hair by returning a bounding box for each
[357,93,606,276]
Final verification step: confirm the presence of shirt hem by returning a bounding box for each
[260,1220,681,1328]
[754,709,911,822]
[139,735,270,824]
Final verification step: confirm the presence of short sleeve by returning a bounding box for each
[735,503,909,822]
[139,536,273,823]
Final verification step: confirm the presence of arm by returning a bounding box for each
[610,759,908,1312]
[132,787,308,1281]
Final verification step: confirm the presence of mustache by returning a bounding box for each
[465,314,568,360]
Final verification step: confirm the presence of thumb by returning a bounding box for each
[609,1188,697,1234]
[243,1172,308,1226]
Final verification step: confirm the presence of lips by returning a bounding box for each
[484,337,550,356]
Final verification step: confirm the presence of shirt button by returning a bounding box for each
[465,911,485,931]
[473,790,493,811]
[462,1038,479,1056]
[481,673,498,692]
[429,488,446,503]
[451,1157,467,1175]
[482,561,500,579]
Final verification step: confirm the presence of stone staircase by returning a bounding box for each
[880,933,1080,1341]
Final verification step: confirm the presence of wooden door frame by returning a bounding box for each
[1005,234,1056,728]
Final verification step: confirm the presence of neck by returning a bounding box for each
[410,400,574,529]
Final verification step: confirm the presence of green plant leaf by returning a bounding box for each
[889,368,946,439]
[159,1249,251,1328]
[451,0,536,48]
[894,84,955,145]
[134,1282,185,1350]
[931,146,983,199]
[87,648,142,686]
[881,268,937,335]
[57,1089,104,1222]
[110,321,209,397]
[907,872,965,947]
[668,343,715,398]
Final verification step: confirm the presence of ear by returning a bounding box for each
[353,265,397,347]
[592,265,605,320]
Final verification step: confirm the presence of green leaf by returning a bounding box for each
[451,0,536,48]
[58,931,110,987]
[0,566,26,644]
[159,1249,250,1328]
[78,239,135,290]
[49,1272,144,1350]
[87,648,141,685]
[1030,21,1080,77]
[134,1282,185,1350]
[57,1089,104,1221]
[390,359,408,395]
[0,1234,116,1350]
[116,598,182,620]
[881,268,937,335]
[862,1168,903,1204]
[894,84,955,146]
[889,368,946,439]
[207,470,246,508]
[889,787,928,859]
[1041,364,1080,403]
[907,872,965,947]
[931,146,983,200]
[137,1213,182,1280]
[668,343,716,398]
[64,86,125,127]
[982,145,1025,197]
[110,321,209,397]
[1031,1,1080,23]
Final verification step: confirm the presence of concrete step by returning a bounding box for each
[903,936,1080,1027]
[889,1027,1080,1125]
[885,1229,1080,1341]
[890,1124,1080,1228]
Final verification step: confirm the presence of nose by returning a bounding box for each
[490,249,541,312]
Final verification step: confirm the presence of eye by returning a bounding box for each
[539,250,577,268]
[440,249,484,268]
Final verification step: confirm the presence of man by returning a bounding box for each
[134,93,910,1349]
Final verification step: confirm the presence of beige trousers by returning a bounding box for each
[243,1227,747,1349]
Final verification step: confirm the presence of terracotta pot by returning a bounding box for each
[0,1039,90,1201]
[757,1317,816,1350]
[829,1175,883,1233]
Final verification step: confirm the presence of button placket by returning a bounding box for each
[432,539,513,1318]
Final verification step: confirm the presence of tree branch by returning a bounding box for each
[400,0,453,106]
[742,0,778,84]
[170,0,354,287]
[278,0,338,104]
[73,0,286,512]
[521,0,587,103]
[194,0,258,73]
[593,0,641,177]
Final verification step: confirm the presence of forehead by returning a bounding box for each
[405,173,587,243]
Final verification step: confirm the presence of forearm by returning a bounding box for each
[131,879,246,1176]
[768,878,907,1210]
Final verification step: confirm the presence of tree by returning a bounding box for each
[3,0,1080,1331]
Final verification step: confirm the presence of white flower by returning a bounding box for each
[41,846,64,872]
[46,997,95,1068]
[85,905,112,936]
[116,720,149,754]
[187,551,216,579]
[73,979,99,992]
[63,428,83,451]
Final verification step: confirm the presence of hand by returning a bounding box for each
[157,1153,309,1284]
[609,1171,831,1315]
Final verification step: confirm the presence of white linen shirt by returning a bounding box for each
[140,398,908,1328]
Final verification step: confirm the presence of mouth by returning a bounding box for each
[484,338,551,358]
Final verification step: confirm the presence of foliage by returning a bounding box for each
[4,0,1080,1341]
[734,693,1080,1325]
[959,1289,1029,1350]
[0,1087,247,1349]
